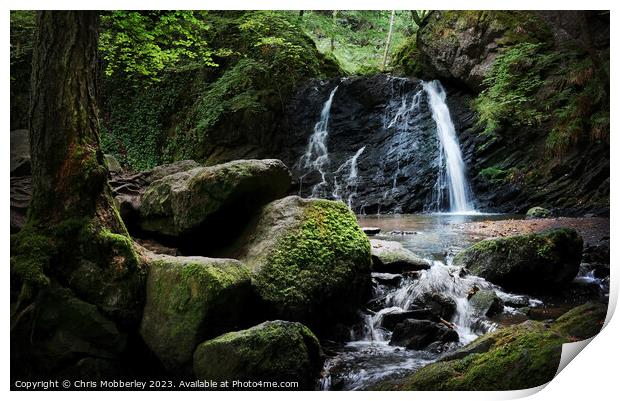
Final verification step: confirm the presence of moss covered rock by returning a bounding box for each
[140,159,291,237]
[552,302,607,341]
[193,320,322,390]
[370,239,431,273]
[230,196,371,328]
[139,253,253,371]
[383,321,564,390]
[454,228,582,293]
[526,206,552,219]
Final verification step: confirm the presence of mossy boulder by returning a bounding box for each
[551,302,607,341]
[469,289,504,317]
[370,239,431,273]
[526,206,552,219]
[110,160,201,229]
[139,253,253,371]
[454,228,583,293]
[193,320,323,390]
[382,321,565,390]
[139,159,291,237]
[229,196,372,329]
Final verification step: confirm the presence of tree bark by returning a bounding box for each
[13,11,143,324]
[29,11,117,226]
[381,10,396,71]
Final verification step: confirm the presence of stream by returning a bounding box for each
[318,213,604,391]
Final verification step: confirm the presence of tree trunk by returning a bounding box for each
[29,11,113,225]
[12,11,143,324]
[381,10,396,71]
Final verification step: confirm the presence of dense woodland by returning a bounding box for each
[10,10,609,391]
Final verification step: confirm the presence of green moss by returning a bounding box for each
[478,166,509,182]
[10,226,53,288]
[256,200,371,312]
[394,321,564,390]
[552,302,607,341]
[140,255,253,369]
[193,320,322,389]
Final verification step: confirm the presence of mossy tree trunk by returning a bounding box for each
[11,11,144,325]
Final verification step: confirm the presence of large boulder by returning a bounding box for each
[110,160,201,229]
[193,320,322,390]
[389,319,459,350]
[370,239,431,273]
[139,254,253,371]
[454,228,583,293]
[139,159,291,238]
[381,321,565,390]
[228,196,372,328]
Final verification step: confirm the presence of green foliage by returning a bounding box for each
[474,40,609,153]
[474,43,558,134]
[299,11,414,74]
[99,11,216,79]
[101,11,338,169]
[10,10,36,129]
[101,71,194,170]
[10,11,35,66]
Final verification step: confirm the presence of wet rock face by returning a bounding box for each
[278,74,445,214]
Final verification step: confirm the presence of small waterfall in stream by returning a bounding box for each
[333,146,366,209]
[356,262,498,346]
[423,80,475,213]
[297,85,339,198]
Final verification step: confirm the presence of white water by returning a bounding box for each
[423,80,475,213]
[298,86,339,198]
[333,146,366,209]
[360,261,498,346]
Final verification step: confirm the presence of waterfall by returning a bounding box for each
[298,86,339,198]
[422,80,475,213]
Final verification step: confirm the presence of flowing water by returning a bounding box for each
[423,80,475,213]
[297,85,339,198]
[319,213,542,391]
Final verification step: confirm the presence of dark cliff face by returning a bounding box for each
[277,74,453,214]
[391,10,610,216]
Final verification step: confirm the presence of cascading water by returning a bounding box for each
[333,146,366,209]
[423,80,475,213]
[297,85,339,198]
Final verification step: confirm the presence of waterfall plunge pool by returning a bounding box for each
[318,213,603,390]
